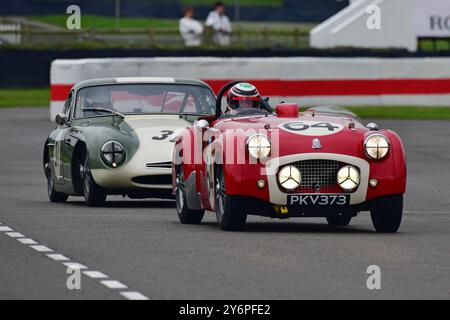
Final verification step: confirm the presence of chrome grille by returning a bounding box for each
[293,160,342,190]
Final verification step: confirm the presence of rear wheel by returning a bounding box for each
[326,215,352,226]
[80,153,106,207]
[215,166,247,231]
[370,194,403,233]
[175,166,204,224]
[45,163,68,203]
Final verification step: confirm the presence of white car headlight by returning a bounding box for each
[337,165,360,191]
[101,141,125,167]
[247,134,271,159]
[364,134,390,160]
[278,165,301,190]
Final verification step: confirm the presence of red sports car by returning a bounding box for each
[172,81,406,232]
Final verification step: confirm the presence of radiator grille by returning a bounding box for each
[132,175,172,185]
[280,159,347,193]
[295,160,341,189]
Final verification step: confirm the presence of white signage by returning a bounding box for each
[414,0,450,37]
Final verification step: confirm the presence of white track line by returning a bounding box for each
[83,271,108,279]
[0,223,150,300]
[47,254,70,262]
[120,291,149,300]
[101,280,128,290]
[17,238,38,245]
[63,262,88,270]
[30,245,53,253]
[6,232,25,238]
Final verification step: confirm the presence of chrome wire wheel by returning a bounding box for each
[175,165,205,225]
[215,170,226,219]
[175,167,185,215]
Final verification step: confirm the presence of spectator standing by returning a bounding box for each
[206,1,232,46]
[179,7,204,47]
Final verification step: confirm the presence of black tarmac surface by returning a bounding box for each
[0,108,449,299]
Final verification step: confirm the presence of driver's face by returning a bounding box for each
[239,100,255,109]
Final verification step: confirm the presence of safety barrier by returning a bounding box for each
[50,57,450,119]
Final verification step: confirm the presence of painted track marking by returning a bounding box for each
[47,254,70,261]
[6,232,25,238]
[17,238,38,245]
[101,280,128,289]
[120,291,150,300]
[83,271,108,279]
[0,223,150,300]
[30,245,54,253]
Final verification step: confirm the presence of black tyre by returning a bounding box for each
[175,166,204,224]
[45,163,68,203]
[80,154,106,207]
[215,166,247,231]
[326,215,352,226]
[370,194,403,233]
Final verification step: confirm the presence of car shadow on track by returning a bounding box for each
[199,221,376,234]
[66,200,176,209]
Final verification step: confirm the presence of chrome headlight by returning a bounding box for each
[278,165,301,190]
[364,134,390,160]
[247,134,271,159]
[337,165,360,191]
[101,141,125,168]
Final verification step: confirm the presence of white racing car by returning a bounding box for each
[43,77,216,206]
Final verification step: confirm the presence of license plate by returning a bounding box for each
[288,194,350,206]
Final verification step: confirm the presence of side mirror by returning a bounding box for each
[366,123,379,131]
[275,103,300,118]
[55,113,68,126]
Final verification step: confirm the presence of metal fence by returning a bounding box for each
[0,27,310,49]
[0,21,21,45]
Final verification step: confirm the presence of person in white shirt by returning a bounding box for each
[179,7,204,47]
[205,1,232,46]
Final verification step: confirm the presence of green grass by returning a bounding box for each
[0,88,49,108]
[31,15,178,29]
[29,14,312,32]
[0,89,449,120]
[419,39,450,52]
[348,106,450,120]
[181,0,282,6]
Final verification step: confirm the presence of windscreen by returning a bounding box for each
[73,83,215,118]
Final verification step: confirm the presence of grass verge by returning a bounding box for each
[0,88,49,108]
[347,106,450,120]
[30,15,178,29]
[0,88,449,120]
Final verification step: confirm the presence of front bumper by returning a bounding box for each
[264,153,370,206]
[235,194,390,218]
[91,166,172,190]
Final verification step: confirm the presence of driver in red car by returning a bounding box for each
[226,82,262,115]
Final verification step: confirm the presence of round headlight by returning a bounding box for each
[364,134,390,160]
[101,141,125,167]
[247,134,271,159]
[337,165,360,191]
[278,165,301,190]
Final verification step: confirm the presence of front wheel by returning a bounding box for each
[215,166,247,231]
[45,163,68,203]
[370,194,403,233]
[80,156,106,207]
[175,166,204,224]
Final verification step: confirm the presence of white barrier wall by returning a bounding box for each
[50,57,450,119]
[310,0,417,51]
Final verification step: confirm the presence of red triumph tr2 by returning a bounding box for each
[172,81,407,232]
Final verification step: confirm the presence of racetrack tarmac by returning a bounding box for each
[0,108,449,299]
